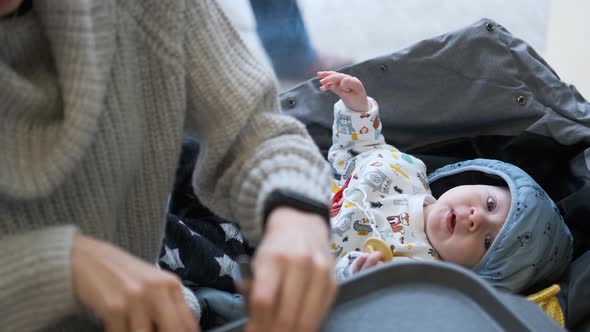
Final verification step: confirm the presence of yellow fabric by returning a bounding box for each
[331,182,341,194]
[527,284,565,327]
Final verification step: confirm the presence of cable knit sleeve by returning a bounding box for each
[0,225,79,331]
[182,0,331,243]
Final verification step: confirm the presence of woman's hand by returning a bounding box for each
[71,234,199,332]
[318,71,370,113]
[246,206,337,332]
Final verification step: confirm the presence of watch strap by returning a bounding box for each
[263,189,330,229]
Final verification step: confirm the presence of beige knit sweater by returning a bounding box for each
[0,0,331,330]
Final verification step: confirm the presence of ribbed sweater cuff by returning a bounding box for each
[234,137,332,244]
[0,225,79,331]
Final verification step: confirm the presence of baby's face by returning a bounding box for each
[423,185,510,268]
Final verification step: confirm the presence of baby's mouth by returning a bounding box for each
[446,211,456,234]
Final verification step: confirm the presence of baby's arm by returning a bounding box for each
[318,71,370,113]
[321,72,387,179]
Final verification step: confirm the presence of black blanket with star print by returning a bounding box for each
[159,137,253,293]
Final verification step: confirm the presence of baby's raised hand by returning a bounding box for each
[318,71,370,113]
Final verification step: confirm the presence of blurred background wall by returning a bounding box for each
[220,0,589,96]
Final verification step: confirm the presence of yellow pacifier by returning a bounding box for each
[363,238,393,262]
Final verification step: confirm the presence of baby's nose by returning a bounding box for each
[467,207,482,231]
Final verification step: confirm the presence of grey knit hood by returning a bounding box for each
[428,159,573,292]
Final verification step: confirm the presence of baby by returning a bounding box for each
[319,71,573,292]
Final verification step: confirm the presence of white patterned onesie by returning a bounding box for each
[328,98,438,281]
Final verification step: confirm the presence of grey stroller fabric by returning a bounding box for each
[278,18,589,330]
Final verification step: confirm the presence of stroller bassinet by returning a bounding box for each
[167,18,590,331]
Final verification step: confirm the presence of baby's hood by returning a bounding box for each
[428,159,573,293]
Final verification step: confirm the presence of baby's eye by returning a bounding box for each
[484,235,493,251]
[486,197,495,212]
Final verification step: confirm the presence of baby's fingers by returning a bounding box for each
[319,82,334,92]
[361,252,383,271]
[350,254,369,274]
[319,73,349,88]
[317,71,339,78]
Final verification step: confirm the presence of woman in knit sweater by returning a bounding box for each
[0,0,336,331]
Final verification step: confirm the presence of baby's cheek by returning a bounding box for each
[458,245,485,268]
[439,240,479,268]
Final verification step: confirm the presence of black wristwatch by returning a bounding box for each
[263,189,330,229]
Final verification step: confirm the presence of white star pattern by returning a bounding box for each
[179,220,201,237]
[214,254,240,279]
[160,245,185,271]
[220,223,243,243]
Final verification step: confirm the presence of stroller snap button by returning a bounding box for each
[286,98,296,108]
[485,22,495,31]
[516,95,527,105]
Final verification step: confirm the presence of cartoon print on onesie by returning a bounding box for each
[387,212,410,234]
[332,211,353,237]
[370,114,381,139]
[427,248,438,258]
[401,153,414,164]
[342,159,356,183]
[360,168,392,194]
[331,209,371,257]
[370,201,383,208]
[416,172,429,190]
[330,243,344,258]
[381,229,396,243]
[335,111,355,135]
[353,217,372,236]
